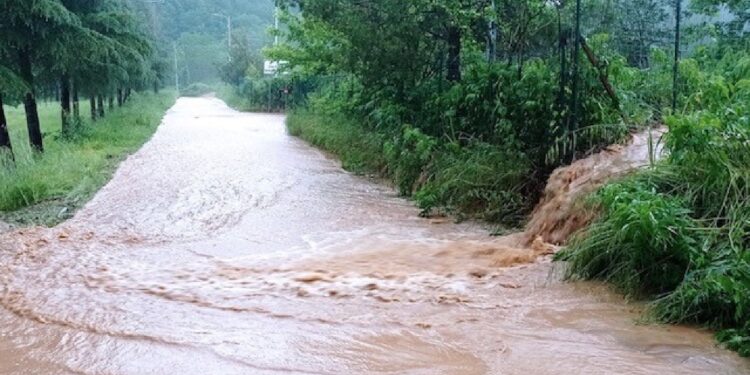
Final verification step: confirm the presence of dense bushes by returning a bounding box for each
[220,75,323,112]
[280,50,639,227]
[560,51,750,355]
[415,141,532,225]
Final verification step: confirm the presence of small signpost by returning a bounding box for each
[263,60,288,76]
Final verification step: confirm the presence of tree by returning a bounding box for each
[65,0,153,123]
[220,29,262,85]
[692,0,750,39]
[0,50,28,159]
[1,0,85,151]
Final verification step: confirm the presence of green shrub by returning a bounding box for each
[415,142,531,224]
[560,100,750,354]
[559,179,701,296]
[384,126,436,196]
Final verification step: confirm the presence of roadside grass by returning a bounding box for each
[285,109,533,227]
[215,84,250,111]
[557,113,750,356]
[286,110,386,175]
[0,91,177,226]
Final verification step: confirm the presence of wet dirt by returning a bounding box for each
[0,98,746,375]
[524,127,666,245]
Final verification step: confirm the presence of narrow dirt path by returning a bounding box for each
[0,98,746,375]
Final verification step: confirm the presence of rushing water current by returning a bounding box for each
[0,98,747,375]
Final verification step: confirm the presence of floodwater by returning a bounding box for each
[0,98,747,375]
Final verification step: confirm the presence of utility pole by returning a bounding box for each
[672,0,682,112]
[173,42,180,92]
[570,0,582,136]
[214,13,232,61]
[274,8,280,46]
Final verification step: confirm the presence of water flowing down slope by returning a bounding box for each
[0,98,746,375]
[524,127,666,245]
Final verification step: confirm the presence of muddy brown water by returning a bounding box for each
[0,98,747,375]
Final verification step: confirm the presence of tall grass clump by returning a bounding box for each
[0,91,176,225]
[559,70,750,355]
[414,141,532,225]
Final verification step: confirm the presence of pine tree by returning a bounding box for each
[1,0,84,152]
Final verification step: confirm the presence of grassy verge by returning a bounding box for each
[0,91,177,227]
[287,110,386,175]
[215,84,254,112]
[286,109,532,226]
[557,114,750,355]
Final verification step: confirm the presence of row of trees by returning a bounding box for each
[268,0,686,160]
[269,0,744,152]
[0,0,162,158]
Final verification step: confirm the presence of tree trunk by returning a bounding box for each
[153,81,159,94]
[97,95,105,118]
[60,74,72,136]
[108,95,114,110]
[90,96,97,121]
[0,93,14,161]
[446,25,462,82]
[72,82,80,119]
[117,88,123,107]
[18,48,43,153]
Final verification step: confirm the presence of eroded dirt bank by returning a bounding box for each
[0,98,746,375]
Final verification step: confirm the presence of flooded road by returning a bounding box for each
[0,98,747,374]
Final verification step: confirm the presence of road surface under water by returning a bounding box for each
[0,98,747,375]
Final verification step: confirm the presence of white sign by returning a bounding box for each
[263,60,288,76]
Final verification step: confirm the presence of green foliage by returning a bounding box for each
[176,32,226,84]
[559,179,700,295]
[0,91,176,224]
[560,54,750,354]
[416,142,531,224]
[384,126,437,196]
[222,74,324,113]
[219,30,263,85]
[127,0,275,87]
[286,111,385,175]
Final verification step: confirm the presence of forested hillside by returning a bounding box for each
[126,0,275,86]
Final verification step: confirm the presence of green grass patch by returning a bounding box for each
[415,142,532,225]
[558,113,750,356]
[215,84,253,112]
[0,91,177,226]
[285,108,532,227]
[286,110,386,175]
